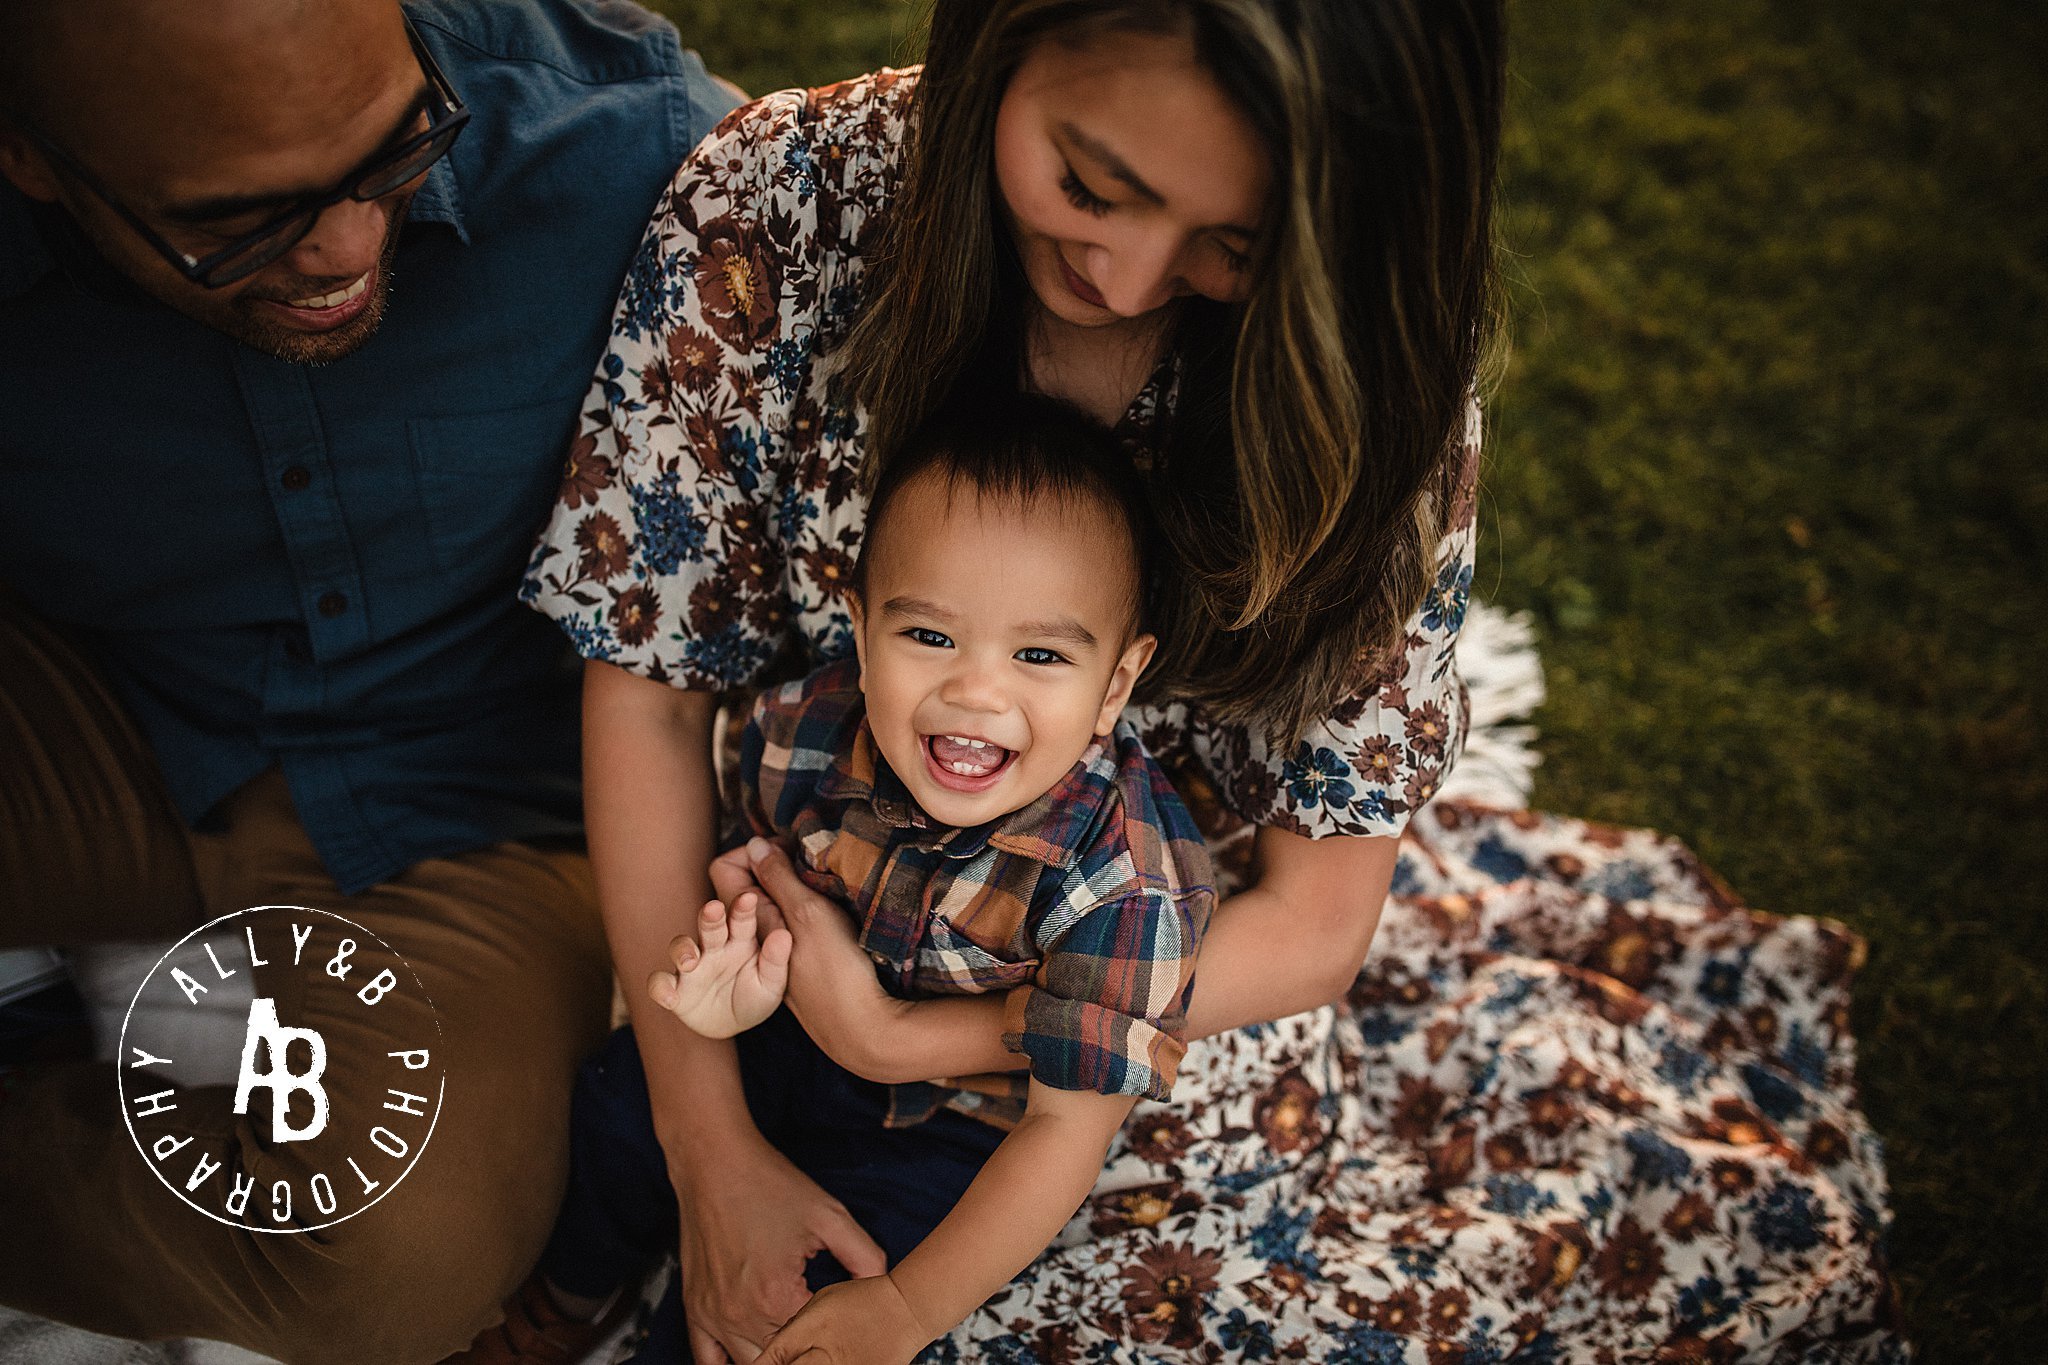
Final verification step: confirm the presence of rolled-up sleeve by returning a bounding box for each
[1000,886,1207,1101]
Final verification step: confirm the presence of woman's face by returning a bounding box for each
[992,27,1274,327]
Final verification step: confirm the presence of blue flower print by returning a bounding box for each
[1329,1326,1409,1365]
[1281,744,1356,811]
[1741,1061,1807,1122]
[1752,1181,1825,1253]
[1421,558,1472,634]
[1676,1274,1737,1332]
[628,471,709,574]
[1218,1308,1277,1360]
[681,621,772,686]
[1624,1127,1693,1188]
[1697,958,1745,1007]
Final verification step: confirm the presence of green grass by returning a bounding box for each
[653,2,2048,1355]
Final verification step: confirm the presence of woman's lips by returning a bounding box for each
[1056,251,1108,309]
[923,733,1017,794]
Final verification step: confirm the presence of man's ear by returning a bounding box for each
[0,126,63,203]
[1093,631,1157,736]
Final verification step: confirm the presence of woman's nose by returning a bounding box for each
[1084,230,1187,317]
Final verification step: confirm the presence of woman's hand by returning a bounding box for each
[754,1272,933,1365]
[668,1124,888,1364]
[708,840,912,1080]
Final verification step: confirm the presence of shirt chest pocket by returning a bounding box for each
[406,394,583,585]
[916,914,1039,995]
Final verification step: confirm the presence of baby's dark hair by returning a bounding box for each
[853,393,1154,635]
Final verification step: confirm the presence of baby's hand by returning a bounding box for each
[756,1272,932,1365]
[648,891,792,1039]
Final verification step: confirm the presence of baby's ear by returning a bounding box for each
[1094,632,1158,736]
[847,593,868,684]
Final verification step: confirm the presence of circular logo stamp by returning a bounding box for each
[117,905,445,1233]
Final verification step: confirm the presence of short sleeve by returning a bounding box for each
[518,85,860,689]
[1000,886,1206,1102]
[1170,395,1485,839]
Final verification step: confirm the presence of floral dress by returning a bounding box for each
[521,70,1904,1363]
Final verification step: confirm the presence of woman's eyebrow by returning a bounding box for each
[160,86,432,223]
[1058,120,1260,241]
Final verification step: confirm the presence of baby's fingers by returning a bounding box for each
[728,889,761,950]
[697,897,731,953]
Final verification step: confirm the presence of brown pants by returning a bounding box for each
[0,592,614,1364]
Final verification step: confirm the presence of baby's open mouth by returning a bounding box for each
[924,733,1017,789]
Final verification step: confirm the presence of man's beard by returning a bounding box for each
[219,195,412,365]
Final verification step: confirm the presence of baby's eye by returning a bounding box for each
[1015,647,1069,666]
[905,627,953,648]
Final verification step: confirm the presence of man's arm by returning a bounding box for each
[757,1082,1137,1364]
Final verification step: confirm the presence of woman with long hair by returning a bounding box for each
[513,1,1898,1359]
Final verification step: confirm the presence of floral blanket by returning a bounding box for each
[929,801,1904,1363]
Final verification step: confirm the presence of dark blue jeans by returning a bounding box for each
[537,1011,1004,1362]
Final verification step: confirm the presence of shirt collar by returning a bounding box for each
[406,155,470,244]
[816,720,1101,870]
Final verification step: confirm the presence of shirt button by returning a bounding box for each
[281,465,311,491]
[316,591,348,618]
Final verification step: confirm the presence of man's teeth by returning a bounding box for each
[287,274,370,309]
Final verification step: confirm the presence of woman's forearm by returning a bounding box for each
[1185,827,1397,1037]
[579,659,754,1153]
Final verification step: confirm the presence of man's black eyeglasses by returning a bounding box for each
[12,15,469,289]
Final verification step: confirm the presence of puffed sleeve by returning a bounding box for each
[1181,396,1485,838]
[519,86,845,688]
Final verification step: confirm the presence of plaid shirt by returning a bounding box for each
[738,657,1215,1129]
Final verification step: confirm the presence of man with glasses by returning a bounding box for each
[0,0,740,1360]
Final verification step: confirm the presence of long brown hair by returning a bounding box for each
[836,0,1505,745]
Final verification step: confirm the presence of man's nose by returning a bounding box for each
[279,196,389,280]
[1087,230,1186,318]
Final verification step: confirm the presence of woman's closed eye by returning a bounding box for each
[1058,164,1114,217]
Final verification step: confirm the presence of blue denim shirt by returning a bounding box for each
[0,0,739,894]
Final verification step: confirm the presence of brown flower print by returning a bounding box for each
[1126,1111,1197,1165]
[1119,1242,1221,1349]
[1592,1215,1666,1299]
[574,512,631,582]
[609,584,660,648]
[1405,701,1451,761]
[693,215,782,352]
[1662,1192,1716,1243]
[558,433,613,510]
[1252,1068,1327,1155]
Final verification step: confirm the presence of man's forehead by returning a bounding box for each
[24,0,417,203]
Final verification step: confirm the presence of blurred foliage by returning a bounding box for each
[651,0,2047,1355]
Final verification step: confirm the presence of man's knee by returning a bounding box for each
[262,1171,548,1365]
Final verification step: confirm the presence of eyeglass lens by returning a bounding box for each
[200,123,461,286]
